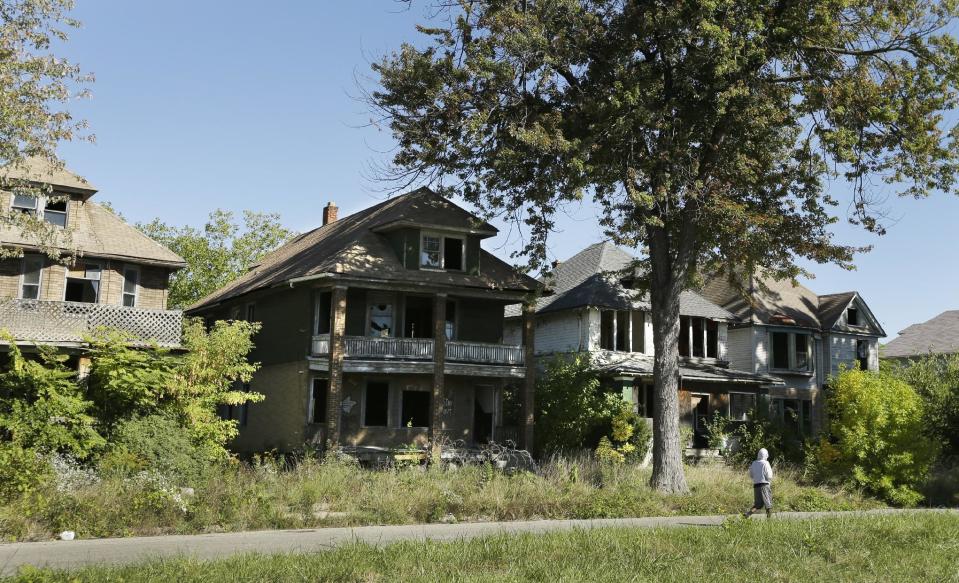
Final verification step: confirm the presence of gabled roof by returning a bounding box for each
[369,188,497,237]
[506,242,733,320]
[883,310,959,358]
[700,273,884,336]
[188,188,538,311]
[1,157,97,196]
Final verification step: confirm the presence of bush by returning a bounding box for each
[885,353,959,458]
[810,368,938,506]
[101,414,212,486]
[0,444,51,502]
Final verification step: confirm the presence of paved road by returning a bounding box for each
[0,508,952,576]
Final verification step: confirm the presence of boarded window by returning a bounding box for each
[401,390,430,428]
[364,382,389,426]
[310,378,327,424]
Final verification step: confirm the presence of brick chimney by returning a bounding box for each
[322,201,338,226]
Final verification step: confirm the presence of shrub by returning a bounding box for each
[811,368,938,505]
[0,444,51,502]
[885,353,959,458]
[102,414,212,486]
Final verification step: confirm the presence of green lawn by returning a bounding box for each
[8,513,957,582]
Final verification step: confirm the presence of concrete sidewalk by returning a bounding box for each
[0,508,952,576]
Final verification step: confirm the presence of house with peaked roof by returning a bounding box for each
[0,160,186,360]
[186,188,539,455]
[700,274,885,435]
[503,242,782,449]
[882,310,959,360]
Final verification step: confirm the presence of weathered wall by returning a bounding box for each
[246,286,314,366]
[826,333,879,375]
[231,360,310,453]
[0,258,20,298]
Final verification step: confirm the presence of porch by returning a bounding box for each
[0,298,182,347]
[311,334,525,367]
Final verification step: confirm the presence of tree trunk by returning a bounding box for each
[648,228,690,494]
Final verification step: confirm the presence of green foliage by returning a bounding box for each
[885,353,959,458]
[0,0,93,260]
[102,414,211,486]
[86,319,263,461]
[534,355,622,454]
[596,404,652,464]
[137,210,296,308]
[811,368,938,506]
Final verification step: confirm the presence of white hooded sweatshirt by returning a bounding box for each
[748,448,773,485]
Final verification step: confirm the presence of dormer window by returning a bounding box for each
[10,193,68,227]
[847,307,859,326]
[420,232,464,271]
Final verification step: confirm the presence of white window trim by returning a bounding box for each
[63,261,102,304]
[10,193,68,227]
[18,255,44,300]
[727,391,757,422]
[122,264,140,308]
[769,330,813,373]
[398,384,431,429]
[307,376,328,425]
[419,231,466,271]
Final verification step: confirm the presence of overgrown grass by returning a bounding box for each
[8,513,958,582]
[0,454,882,541]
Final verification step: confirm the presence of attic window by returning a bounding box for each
[12,194,38,215]
[847,307,859,326]
[11,193,68,227]
[420,232,464,271]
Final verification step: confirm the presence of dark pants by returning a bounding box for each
[753,483,772,509]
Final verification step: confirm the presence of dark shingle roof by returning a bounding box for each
[883,310,959,358]
[188,188,538,311]
[818,292,858,329]
[590,350,784,385]
[506,242,733,320]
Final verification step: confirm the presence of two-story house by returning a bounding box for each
[0,160,186,362]
[186,188,539,455]
[504,242,781,448]
[700,274,885,435]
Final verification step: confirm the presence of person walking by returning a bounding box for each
[745,448,773,518]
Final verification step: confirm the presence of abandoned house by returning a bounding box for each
[700,274,885,435]
[186,188,539,455]
[0,160,186,364]
[503,242,782,449]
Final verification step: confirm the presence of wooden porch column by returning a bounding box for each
[325,285,347,447]
[430,292,448,453]
[521,302,536,451]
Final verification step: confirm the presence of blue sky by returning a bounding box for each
[57,1,959,340]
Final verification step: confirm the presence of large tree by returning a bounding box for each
[370,0,959,492]
[138,210,296,309]
[0,0,92,258]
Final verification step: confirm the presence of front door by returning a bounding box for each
[691,393,710,448]
[474,386,496,445]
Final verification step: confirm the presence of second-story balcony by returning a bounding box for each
[0,299,182,348]
[311,334,524,366]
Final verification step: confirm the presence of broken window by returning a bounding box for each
[310,378,327,424]
[706,320,718,358]
[770,331,812,372]
[729,393,756,422]
[615,310,629,350]
[369,302,394,337]
[64,262,101,303]
[20,255,43,300]
[43,198,67,227]
[420,234,442,268]
[600,310,615,350]
[847,307,859,326]
[794,333,809,370]
[443,237,463,271]
[401,389,430,428]
[315,291,332,334]
[363,382,389,426]
[12,194,38,215]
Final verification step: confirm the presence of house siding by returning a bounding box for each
[231,360,310,453]
[827,333,879,376]
[726,326,755,373]
[0,258,20,298]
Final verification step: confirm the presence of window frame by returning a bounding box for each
[63,261,102,304]
[361,381,391,428]
[769,330,813,373]
[846,306,860,327]
[19,255,44,300]
[419,231,466,271]
[308,377,328,425]
[10,193,69,227]
[399,386,431,429]
[728,391,757,422]
[122,264,140,308]
[41,196,68,228]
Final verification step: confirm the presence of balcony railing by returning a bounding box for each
[312,334,524,366]
[0,299,182,347]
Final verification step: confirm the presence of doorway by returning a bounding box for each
[691,393,710,448]
[474,386,496,445]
